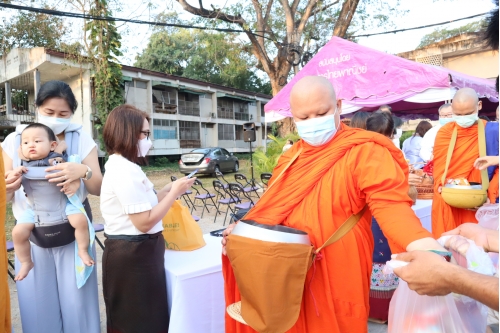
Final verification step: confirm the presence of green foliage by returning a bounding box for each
[86,0,123,147]
[418,20,486,49]
[0,3,68,56]
[253,133,300,174]
[400,130,415,147]
[135,23,271,95]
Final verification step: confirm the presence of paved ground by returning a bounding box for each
[7,171,388,333]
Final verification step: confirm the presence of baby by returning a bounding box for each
[10,123,93,281]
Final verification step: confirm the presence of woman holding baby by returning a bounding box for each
[2,81,102,333]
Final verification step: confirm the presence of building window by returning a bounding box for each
[218,124,234,140]
[134,80,147,89]
[235,125,244,140]
[152,89,177,114]
[153,119,177,139]
[234,101,249,121]
[178,92,200,116]
[217,98,234,119]
[179,121,200,140]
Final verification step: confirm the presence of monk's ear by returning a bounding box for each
[477,100,483,111]
[336,99,343,113]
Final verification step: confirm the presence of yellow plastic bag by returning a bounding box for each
[162,200,206,251]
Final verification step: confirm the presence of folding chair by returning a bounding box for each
[191,179,218,219]
[192,215,200,222]
[234,173,260,198]
[6,241,15,281]
[213,180,240,226]
[227,182,255,215]
[214,171,230,189]
[171,175,195,208]
[260,173,272,186]
[92,223,105,250]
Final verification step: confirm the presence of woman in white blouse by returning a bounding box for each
[100,104,195,333]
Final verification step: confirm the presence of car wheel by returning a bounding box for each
[213,165,221,177]
[233,162,239,172]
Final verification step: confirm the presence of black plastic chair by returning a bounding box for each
[227,182,255,214]
[213,180,239,226]
[191,179,218,219]
[92,223,105,250]
[260,173,272,186]
[234,173,260,198]
[171,175,195,208]
[6,241,14,281]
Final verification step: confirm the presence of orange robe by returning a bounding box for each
[431,120,496,238]
[223,124,432,333]
[0,148,11,333]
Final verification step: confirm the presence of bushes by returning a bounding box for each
[253,133,300,174]
[400,131,415,147]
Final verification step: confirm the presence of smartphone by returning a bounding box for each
[187,169,198,179]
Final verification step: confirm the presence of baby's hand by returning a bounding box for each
[8,166,27,177]
[54,140,68,154]
[62,179,81,197]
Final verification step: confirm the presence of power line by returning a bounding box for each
[351,12,488,38]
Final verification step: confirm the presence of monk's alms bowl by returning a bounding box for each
[441,183,487,209]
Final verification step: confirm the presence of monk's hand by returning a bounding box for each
[443,223,493,253]
[474,156,500,170]
[393,251,454,296]
[222,222,237,256]
[408,173,423,185]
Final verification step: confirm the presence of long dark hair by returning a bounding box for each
[350,111,370,129]
[103,104,150,164]
[35,81,78,113]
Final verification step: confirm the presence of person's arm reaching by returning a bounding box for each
[394,251,499,311]
[474,156,500,171]
[443,223,499,253]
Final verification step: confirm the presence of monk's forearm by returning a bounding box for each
[448,264,499,311]
[406,237,446,252]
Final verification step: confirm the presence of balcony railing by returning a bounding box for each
[234,112,250,121]
[178,101,200,116]
[0,106,36,125]
[180,140,201,148]
[217,108,234,119]
[153,103,177,115]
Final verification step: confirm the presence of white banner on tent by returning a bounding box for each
[404,88,457,104]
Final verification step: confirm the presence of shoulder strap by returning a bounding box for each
[315,205,367,254]
[64,129,80,156]
[441,127,458,185]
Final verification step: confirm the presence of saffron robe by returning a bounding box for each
[0,148,11,333]
[432,120,498,237]
[223,124,432,333]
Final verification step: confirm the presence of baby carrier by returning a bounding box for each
[15,125,83,248]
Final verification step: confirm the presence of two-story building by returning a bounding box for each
[0,48,272,158]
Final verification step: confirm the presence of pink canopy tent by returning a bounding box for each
[264,37,498,122]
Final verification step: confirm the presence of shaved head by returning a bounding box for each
[452,88,482,116]
[290,76,341,124]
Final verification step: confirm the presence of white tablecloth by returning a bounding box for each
[164,234,225,333]
[412,199,433,232]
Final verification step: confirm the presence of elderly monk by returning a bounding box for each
[432,88,498,237]
[221,76,445,333]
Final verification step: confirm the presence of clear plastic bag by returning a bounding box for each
[476,204,499,231]
[385,236,494,333]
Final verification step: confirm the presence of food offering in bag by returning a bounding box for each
[446,178,470,186]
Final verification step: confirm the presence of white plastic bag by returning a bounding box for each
[476,204,499,231]
[385,237,495,333]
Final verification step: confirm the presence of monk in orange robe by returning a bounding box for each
[0,148,11,333]
[222,76,446,333]
[432,88,497,238]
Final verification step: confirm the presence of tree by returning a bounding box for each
[0,6,68,56]
[135,27,271,94]
[176,0,402,136]
[417,20,486,49]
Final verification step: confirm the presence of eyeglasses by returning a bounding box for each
[141,131,151,139]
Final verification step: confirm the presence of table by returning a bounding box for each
[164,234,225,333]
[412,199,432,232]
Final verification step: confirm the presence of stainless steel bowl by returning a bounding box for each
[231,220,311,245]
[444,184,482,190]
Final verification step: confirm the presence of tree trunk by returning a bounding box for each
[268,67,297,137]
[332,0,360,37]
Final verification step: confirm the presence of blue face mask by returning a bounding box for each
[452,112,478,128]
[439,118,454,126]
[295,110,339,146]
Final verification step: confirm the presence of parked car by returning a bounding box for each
[179,148,239,176]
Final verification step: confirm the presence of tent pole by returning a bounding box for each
[264,121,267,154]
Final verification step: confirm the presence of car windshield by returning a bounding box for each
[190,149,211,154]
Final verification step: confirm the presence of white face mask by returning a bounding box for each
[452,112,479,128]
[295,108,339,146]
[138,137,152,157]
[38,113,71,135]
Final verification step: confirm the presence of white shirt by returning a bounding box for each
[100,154,162,235]
[1,124,96,221]
[419,125,442,162]
[402,136,424,168]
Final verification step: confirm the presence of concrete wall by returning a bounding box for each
[443,51,499,80]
